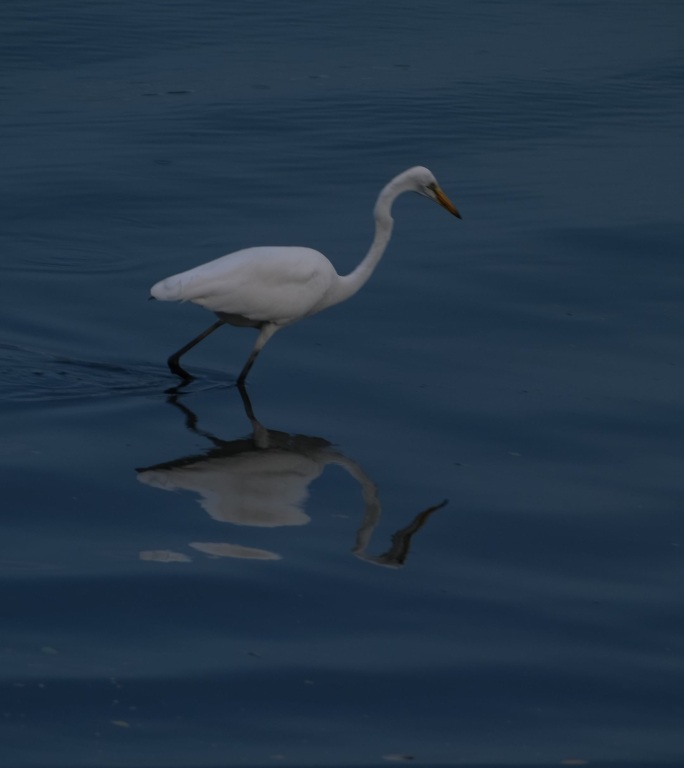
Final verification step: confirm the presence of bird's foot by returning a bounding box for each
[167,356,195,382]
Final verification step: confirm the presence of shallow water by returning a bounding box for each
[2,2,684,766]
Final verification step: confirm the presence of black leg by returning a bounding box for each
[237,347,260,385]
[236,380,257,421]
[167,318,226,379]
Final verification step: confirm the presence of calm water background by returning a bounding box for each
[1,1,684,766]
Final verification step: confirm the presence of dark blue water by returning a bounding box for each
[2,2,684,766]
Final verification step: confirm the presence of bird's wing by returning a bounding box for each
[151,246,336,324]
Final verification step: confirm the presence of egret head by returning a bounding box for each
[409,166,462,219]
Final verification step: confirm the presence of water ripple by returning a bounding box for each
[0,343,227,404]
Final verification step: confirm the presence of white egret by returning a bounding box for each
[150,165,460,382]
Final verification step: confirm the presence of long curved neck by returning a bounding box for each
[320,173,414,309]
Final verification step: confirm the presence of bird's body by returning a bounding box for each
[151,166,460,383]
[152,246,338,325]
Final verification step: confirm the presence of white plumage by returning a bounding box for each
[152,247,336,323]
[151,166,460,383]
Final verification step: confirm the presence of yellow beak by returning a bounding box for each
[434,185,462,219]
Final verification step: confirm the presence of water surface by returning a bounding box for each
[2,2,684,766]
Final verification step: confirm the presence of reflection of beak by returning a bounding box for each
[434,185,462,219]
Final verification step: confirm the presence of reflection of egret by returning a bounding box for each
[137,388,446,567]
[150,166,460,382]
